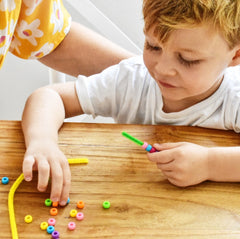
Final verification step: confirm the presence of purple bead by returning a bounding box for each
[52,230,60,239]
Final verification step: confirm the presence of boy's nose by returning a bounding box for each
[155,56,177,77]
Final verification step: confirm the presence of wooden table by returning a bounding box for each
[1,120,240,238]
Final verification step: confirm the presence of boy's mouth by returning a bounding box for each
[158,80,176,88]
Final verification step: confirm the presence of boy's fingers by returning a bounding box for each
[148,150,174,164]
[37,157,50,192]
[148,142,187,164]
[59,162,71,206]
[156,162,173,171]
[22,155,35,181]
[153,142,184,151]
[50,163,63,202]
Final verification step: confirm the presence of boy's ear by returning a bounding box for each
[229,47,240,67]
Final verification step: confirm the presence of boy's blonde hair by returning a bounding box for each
[143,0,240,49]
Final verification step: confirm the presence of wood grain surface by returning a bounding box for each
[1,120,240,238]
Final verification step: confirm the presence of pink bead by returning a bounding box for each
[76,212,84,221]
[142,142,148,149]
[68,222,76,230]
[48,218,56,226]
[150,147,157,153]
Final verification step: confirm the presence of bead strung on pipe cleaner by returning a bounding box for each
[121,131,158,152]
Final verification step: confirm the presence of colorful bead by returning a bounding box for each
[150,147,157,153]
[52,201,59,207]
[45,198,52,207]
[24,215,33,223]
[40,222,48,230]
[77,200,85,209]
[1,176,9,184]
[48,218,56,226]
[102,201,110,209]
[47,225,55,234]
[76,212,84,221]
[70,209,77,217]
[146,144,152,152]
[68,222,76,230]
[50,208,58,216]
[51,230,60,239]
[67,197,70,204]
[142,142,148,149]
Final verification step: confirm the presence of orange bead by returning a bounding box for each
[52,201,59,207]
[77,200,85,209]
[50,208,58,216]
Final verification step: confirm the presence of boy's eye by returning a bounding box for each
[145,42,161,51]
[178,54,201,67]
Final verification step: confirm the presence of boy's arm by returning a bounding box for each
[38,22,135,77]
[147,142,240,187]
[21,82,83,205]
[208,147,240,182]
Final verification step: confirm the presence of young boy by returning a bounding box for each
[21,0,240,206]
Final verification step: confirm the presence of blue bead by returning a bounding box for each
[47,225,55,234]
[146,144,153,152]
[1,177,9,184]
[67,197,70,204]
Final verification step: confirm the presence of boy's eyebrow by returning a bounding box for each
[178,47,209,56]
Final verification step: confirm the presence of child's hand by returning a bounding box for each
[147,142,209,187]
[22,139,71,206]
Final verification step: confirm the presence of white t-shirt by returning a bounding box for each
[76,55,240,133]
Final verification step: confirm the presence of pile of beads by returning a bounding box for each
[24,198,89,237]
[40,220,60,238]
[41,198,86,234]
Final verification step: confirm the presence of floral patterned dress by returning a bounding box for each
[0,0,71,68]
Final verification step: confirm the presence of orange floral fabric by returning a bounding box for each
[0,0,71,68]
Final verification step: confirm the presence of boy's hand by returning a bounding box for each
[22,140,71,206]
[147,142,209,187]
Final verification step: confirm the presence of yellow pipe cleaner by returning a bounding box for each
[8,158,88,239]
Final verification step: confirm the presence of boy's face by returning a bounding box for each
[143,24,239,112]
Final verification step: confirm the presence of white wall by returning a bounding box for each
[0,0,144,121]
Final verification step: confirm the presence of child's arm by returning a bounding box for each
[147,142,240,187]
[21,82,83,205]
[39,22,134,77]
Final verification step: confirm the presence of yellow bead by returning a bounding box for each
[24,215,33,223]
[40,221,48,230]
[70,209,77,217]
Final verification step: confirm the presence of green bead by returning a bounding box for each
[102,201,110,209]
[45,198,52,207]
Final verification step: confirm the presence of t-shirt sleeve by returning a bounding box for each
[75,64,120,119]
[9,0,71,59]
[75,56,154,124]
